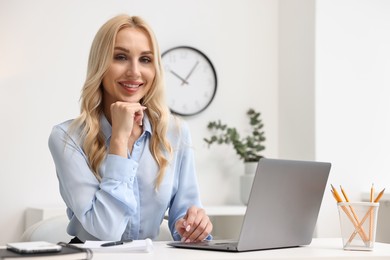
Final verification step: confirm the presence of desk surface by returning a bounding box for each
[90,238,390,260]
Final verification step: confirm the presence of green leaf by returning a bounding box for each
[204,108,266,162]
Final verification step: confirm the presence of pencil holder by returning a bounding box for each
[337,202,379,251]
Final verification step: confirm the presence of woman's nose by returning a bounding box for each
[126,61,141,77]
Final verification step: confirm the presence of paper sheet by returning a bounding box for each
[83,238,153,253]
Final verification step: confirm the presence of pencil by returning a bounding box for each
[369,184,374,242]
[348,188,385,245]
[340,186,368,229]
[331,184,343,202]
[339,185,369,243]
[331,185,368,243]
[374,188,385,202]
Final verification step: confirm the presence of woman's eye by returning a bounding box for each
[114,54,127,61]
[140,56,152,63]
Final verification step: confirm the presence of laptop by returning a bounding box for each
[168,158,331,252]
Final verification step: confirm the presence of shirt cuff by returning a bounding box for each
[102,154,138,183]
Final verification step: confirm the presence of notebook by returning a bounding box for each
[168,158,331,252]
[0,242,92,259]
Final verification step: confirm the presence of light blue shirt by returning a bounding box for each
[48,114,205,242]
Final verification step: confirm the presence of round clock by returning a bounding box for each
[161,46,217,116]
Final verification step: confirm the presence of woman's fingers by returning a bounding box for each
[110,102,146,135]
[108,102,146,157]
[178,206,213,243]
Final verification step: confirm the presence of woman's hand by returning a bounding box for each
[175,206,213,243]
[109,102,146,157]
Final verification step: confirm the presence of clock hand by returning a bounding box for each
[169,70,189,85]
[182,61,199,85]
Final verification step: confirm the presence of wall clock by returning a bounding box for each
[161,46,217,116]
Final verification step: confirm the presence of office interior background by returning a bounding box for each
[1,0,389,244]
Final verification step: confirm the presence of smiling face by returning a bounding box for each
[102,27,156,110]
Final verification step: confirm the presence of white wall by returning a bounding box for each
[315,0,390,237]
[3,0,388,244]
[278,0,315,160]
[0,0,279,243]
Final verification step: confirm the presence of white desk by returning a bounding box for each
[90,238,390,260]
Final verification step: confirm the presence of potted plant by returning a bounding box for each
[204,109,266,204]
[204,108,266,162]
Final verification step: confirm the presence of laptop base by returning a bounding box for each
[168,240,239,252]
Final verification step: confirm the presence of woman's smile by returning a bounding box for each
[119,80,144,93]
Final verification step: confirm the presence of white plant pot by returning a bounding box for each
[240,162,257,205]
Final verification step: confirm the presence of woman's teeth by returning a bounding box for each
[122,83,140,88]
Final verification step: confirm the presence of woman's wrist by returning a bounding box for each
[109,137,128,158]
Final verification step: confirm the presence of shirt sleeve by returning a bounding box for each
[167,121,212,241]
[48,124,137,241]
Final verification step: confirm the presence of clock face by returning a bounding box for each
[161,46,217,116]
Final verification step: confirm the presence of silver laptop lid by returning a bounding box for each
[237,158,331,251]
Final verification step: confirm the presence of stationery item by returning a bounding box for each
[0,242,92,259]
[338,202,379,250]
[370,184,374,242]
[83,238,153,253]
[374,188,385,203]
[100,239,133,247]
[332,186,368,242]
[169,158,331,252]
[331,185,385,251]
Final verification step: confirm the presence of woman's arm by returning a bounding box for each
[167,121,213,241]
[48,124,137,241]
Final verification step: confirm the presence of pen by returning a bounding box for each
[101,239,133,247]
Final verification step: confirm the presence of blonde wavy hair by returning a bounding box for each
[71,15,172,188]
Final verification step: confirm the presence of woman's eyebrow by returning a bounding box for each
[114,46,130,53]
[114,46,153,54]
[142,50,153,55]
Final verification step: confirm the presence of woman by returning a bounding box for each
[48,14,212,243]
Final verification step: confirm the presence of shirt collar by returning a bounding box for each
[100,113,152,141]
